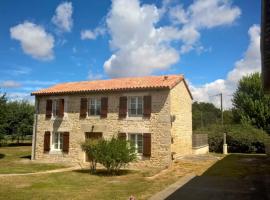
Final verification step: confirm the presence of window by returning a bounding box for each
[52,132,63,151]
[89,98,101,116]
[52,99,60,117]
[51,99,64,118]
[128,96,143,116]
[129,133,143,154]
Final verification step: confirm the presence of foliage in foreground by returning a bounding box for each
[194,124,269,153]
[81,137,136,174]
[232,73,270,133]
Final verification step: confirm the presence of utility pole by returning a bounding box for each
[220,92,227,154]
[200,111,203,128]
[211,92,227,154]
[220,93,223,126]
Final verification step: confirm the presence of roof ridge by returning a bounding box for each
[31,74,185,96]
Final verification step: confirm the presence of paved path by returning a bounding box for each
[149,173,195,200]
[165,154,270,200]
[165,175,270,200]
[0,166,80,177]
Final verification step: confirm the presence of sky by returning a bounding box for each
[0,0,261,109]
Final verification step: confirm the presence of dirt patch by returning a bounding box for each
[146,154,222,180]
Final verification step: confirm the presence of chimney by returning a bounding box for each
[163,75,168,80]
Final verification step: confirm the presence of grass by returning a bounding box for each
[3,147,268,199]
[0,146,219,200]
[0,146,67,174]
[0,167,181,200]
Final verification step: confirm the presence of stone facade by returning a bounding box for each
[170,81,193,158]
[32,82,192,168]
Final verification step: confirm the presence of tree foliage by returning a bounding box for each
[192,101,221,130]
[0,92,34,144]
[232,73,270,133]
[81,137,136,174]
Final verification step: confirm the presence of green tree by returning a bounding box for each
[192,101,221,130]
[5,100,34,143]
[232,73,270,133]
[0,92,8,142]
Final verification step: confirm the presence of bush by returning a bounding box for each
[194,124,269,153]
[81,137,136,174]
[81,139,100,173]
[96,138,136,173]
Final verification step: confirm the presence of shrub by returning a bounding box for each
[194,124,269,153]
[81,139,100,173]
[81,137,136,174]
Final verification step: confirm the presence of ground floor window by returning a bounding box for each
[129,133,143,154]
[52,132,63,150]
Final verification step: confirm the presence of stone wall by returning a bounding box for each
[33,89,172,168]
[170,81,193,158]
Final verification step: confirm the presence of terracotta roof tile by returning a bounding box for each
[31,74,186,96]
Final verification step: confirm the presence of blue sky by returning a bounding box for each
[0,0,261,108]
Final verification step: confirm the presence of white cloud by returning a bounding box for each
[104,0,180,77]
[191,25,261,109]
[1,66,31,76]
[88,70,104,80]
[21,80,57,86]
[170,0,241,53]
[169,5,188,25]
[102,0,240,77]
[187,0,241,29]
[52,2,73,32]
[0,80,21,88]
[81,27,106,40]
[10,22,54,60]
[6,92,34,104]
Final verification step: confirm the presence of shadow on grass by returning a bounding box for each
[0,143,32,147]
[20,155,31,159]
[0,154,5,159]
[73,168,135,176]
[166,154,270,200]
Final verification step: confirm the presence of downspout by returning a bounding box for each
[31,96,39,160]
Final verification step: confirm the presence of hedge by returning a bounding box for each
[194,124,269,153]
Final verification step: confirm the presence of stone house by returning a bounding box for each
[31,74,193,168]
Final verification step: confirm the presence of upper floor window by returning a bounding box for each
[89,98,101,116]
[128,96,143,116]
[52,99,60,117]
[46,99,64,119]
[80,97,108,118]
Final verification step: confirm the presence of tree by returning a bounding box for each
[0,92,7,141]
[5,100,34,143]
[232,73,270,133]
[192,102,221,130]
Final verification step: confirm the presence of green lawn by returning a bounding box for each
[0,147,268,200]
[0,146,67,174]
[0,146,220,200]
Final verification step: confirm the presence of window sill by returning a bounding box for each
[87,115,101,120]
[126,116,150,121]
[136,154,150,160]
[49,150,63,155]
[50,116,68,121]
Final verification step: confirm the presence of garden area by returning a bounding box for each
[0,146,67,174]
[0,145,220,200]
